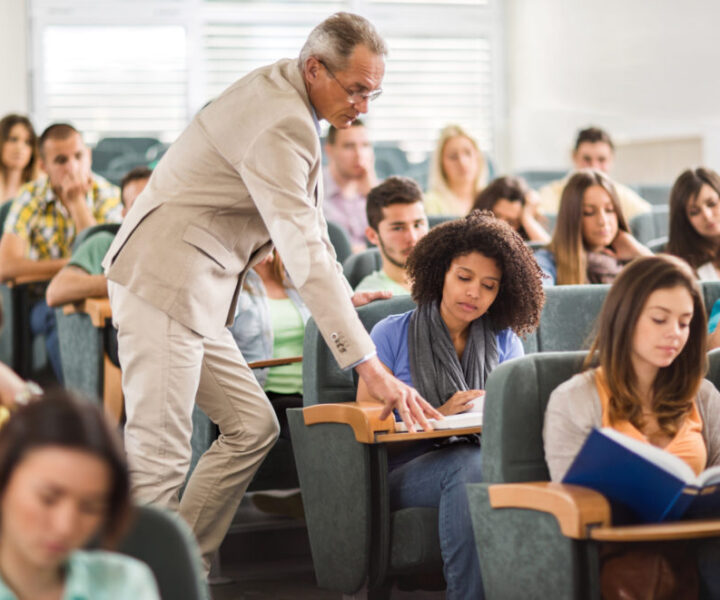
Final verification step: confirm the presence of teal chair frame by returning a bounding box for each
[118,504,210,600]
[289,297,458,599]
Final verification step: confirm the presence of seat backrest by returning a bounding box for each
[343,248,383,288]
[513,169,566,190]
[646,236,668,253]
[634,183,672,207]
[302,295,416,406]
[701,281,720,315]
[483,350,720,486]
[482,351,588,484]
[629,205,669,244]
[374,144,410,179]
[117,504,210,600]
[0,200,13,241]
[535,284,610,352]
[427,214,456,229]
[72,223,121,253]
[326,220,353,265]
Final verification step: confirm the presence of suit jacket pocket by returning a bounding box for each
[182,224,233,270]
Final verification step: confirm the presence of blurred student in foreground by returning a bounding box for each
[0,391,161,598]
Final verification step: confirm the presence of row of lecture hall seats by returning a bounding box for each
[0,207,702,486]
[292,298,720,599]
[0,192,690,598]
[90,137,674,209]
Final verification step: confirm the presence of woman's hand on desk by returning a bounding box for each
[355,357,441,432]
[439,390,484,416]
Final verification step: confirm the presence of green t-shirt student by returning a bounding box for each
[68,231,115,275]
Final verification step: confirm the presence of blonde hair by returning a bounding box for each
[427,124,488,211]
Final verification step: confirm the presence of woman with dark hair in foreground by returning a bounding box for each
[0,391,160,599]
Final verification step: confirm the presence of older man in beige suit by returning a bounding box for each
[103,13,439,568]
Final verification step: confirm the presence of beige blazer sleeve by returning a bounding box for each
[237,114,373,369]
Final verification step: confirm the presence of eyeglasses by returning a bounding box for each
[319,60,383,104]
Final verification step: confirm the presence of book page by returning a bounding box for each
[394,412,483,432]
[698,464,720,486]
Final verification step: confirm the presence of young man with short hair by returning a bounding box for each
[538,126,651,219]
[323,119,377,252]
[356,176,429,294]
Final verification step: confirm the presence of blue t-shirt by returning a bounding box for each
[371,309,524,387]
[710,299,720,334]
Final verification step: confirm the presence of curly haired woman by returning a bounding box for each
[357,210,545,599]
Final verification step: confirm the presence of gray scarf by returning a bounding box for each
[408,302,499,409]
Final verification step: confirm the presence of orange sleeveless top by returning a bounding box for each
[594,369,707,476]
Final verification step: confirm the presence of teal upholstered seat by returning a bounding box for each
[343,248,382,289]
[327,220,353,265]
[522,284,610,354]
[467,350,720,599]
[289,296,454,598]
[634,183,672,207]
[427,214,456,228]
[117,504,210,600]
[56,307,104,401]
[629,205,669,244]
[522,281,720,356]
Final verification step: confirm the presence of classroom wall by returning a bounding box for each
[0,0,29,117]
[506,0,720,182]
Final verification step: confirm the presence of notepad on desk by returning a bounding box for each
[393,412,483,433]
[563,427,720,522]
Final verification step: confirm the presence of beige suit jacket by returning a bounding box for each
[103,58,374,369]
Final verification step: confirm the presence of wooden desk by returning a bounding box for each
[63,298,122,424]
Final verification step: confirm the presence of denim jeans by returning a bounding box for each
[29,299,63,384]
[388,443,484,600]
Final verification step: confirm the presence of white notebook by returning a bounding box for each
[393,412,483,433]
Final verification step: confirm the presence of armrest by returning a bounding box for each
[247,356,302,369]
[488,482,611,539]
[303,402,482,444]
[5,275,51,287]
[488,481,720,542]
[589,520,720,542]
[303,402,393,443]
[62,298,111,327]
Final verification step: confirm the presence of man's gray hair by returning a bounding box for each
[298,12,387,71]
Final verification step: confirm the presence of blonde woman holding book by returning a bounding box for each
[544,254,720,599]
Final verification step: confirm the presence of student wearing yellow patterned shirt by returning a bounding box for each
[0,123,121,381]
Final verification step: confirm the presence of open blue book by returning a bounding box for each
[563,428,720,522]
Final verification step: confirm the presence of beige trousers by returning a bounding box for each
[108,282,279,569]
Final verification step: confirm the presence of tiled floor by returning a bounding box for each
[210,495,445,599]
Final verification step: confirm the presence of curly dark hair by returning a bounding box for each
[406,210,545,335]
